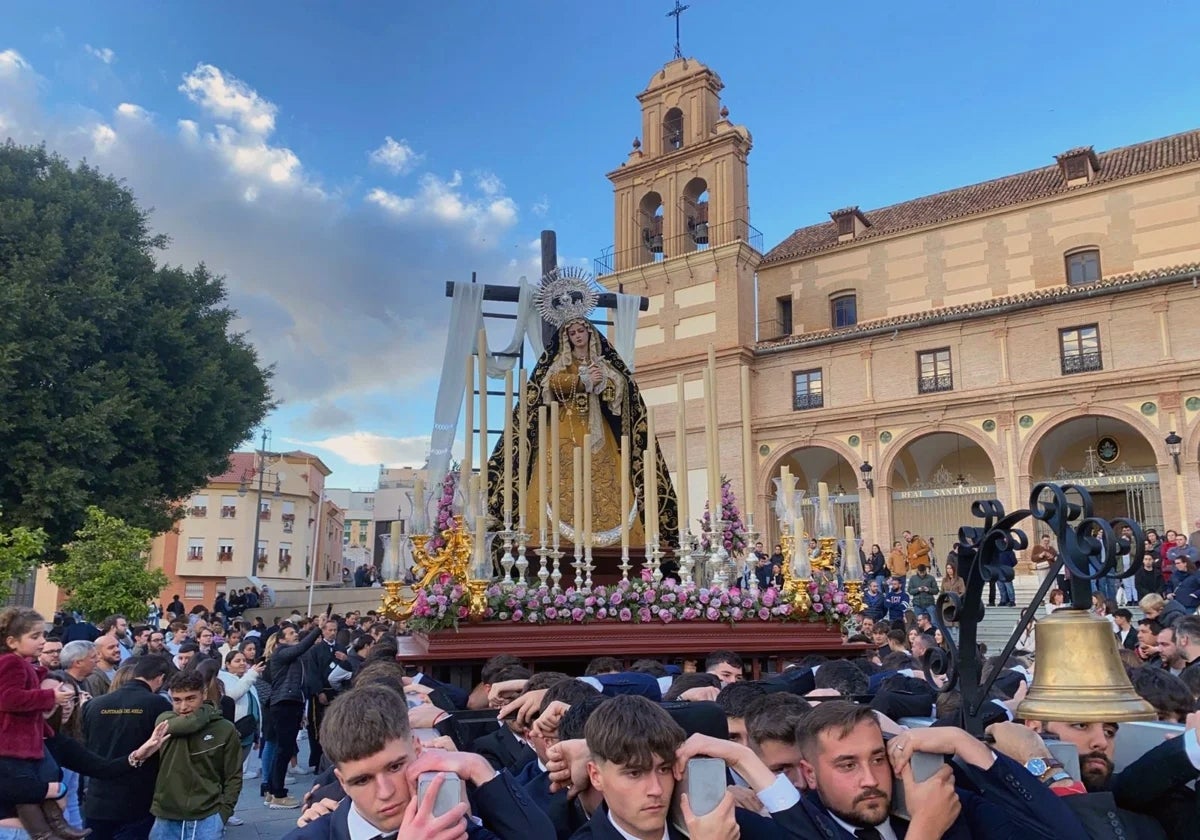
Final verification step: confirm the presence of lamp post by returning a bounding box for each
[238,429,282,580]
[1166,431,1183,474]
[858,461,874,497]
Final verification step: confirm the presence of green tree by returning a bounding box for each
[0,143,273,556]
[0,517,48,602]
[49,506,168,622]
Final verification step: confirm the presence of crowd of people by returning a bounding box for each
[5,534,1200,840]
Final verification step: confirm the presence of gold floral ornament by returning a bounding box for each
[533,266,600,329]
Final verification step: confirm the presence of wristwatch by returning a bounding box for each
[1024,756,1064,781]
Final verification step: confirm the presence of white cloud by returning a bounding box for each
[116,102,150,120]
[292,432,452,468]
[91,123,117,152]
[0,50,527,432]
[531,195,550,217]
[179,63,276,135]
[369,136,420,175]
[0,49,31,77]
[476,172,503,196]
[368,171,518,232]
[84,45,116,65]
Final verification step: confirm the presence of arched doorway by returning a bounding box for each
[1027,415,1163,531]
[773,446,861,542]
[887,432,999,564]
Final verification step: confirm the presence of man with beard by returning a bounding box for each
[85,633,123,696]
[1022,714,1200,839]
[782,701,1083,840]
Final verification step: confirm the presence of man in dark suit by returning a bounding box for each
[280,684,554,840]
[771,701,1085,840]
[305,617,344,772]
[470,666,537,772]
[571,695,779,840]
[1025,714,1200,839]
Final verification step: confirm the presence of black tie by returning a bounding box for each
[369,834,397,840]
[855,829,883,840]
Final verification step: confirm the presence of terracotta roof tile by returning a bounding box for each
[762,130,1200,264]
[755,262,1200,351]
[209,451,256,484]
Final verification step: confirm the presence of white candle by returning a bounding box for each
[645,448,658,544]
[740,366,753,520]
[620,434,630,551]
[462,356,473,480]
[844,525,861,577]
[477,331,488,477]
[413,477,425,532]
[583,433,593,547]
[674,374,689,531]
[573,446,583,548]
[537,405,549,542]
[503,369,513,522]
[647,409,658,540]
[550,402,561,548]
[704,368,719,519]
[518,369,528,529]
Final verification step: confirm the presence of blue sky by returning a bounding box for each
[3,1,1199,491]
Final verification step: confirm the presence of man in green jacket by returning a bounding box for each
[149,669,243,840]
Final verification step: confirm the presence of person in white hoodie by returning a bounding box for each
[219,648,264,808]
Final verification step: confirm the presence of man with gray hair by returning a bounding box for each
[57,640,98,695]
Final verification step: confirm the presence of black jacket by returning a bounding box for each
[1111,733,1199,838]
[280,769,554,840]
[80,679,172,821]
[471,726,536,773]
[304,638,341,697]
[267,625,322,706]
[569,802,779,840]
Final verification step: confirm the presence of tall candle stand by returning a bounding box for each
[708,519,730,588]
[676,530,695,585]
[550,542,563,593]
[584,545,595,590]
[572,537,584,590]
[746,513,761,595]
[535,532,550,590]
[498,516,516,589]
[650,539,665,585]
[618,545,632,581]
[514,519,529,586]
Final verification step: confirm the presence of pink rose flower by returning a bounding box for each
[545,607,558,620]
[571,608,585,622]
[513,610,523,621]
[457,607,469,619]
[619,608,632,622]
[758,608,771,621]
[660,611,673,624]
[597,608,608,619]
[705,607,719,621]
[638,608,652,622]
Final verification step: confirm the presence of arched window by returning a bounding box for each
[639,192,664,257]
[682,177,709,249]
[1065,248,1101,286]
[830,293,857,328]
[663,108,684,151]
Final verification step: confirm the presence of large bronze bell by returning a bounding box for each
[1017,609,1155,723]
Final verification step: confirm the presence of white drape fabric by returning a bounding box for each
[427,282,484,486]
[614,292,641,371]
[428,279,542,485]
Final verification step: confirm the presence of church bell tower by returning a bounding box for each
[597,55,761,524]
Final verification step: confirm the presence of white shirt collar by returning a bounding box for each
[605,808,668,840]
[826,812,900,840]
[346,802,392,840]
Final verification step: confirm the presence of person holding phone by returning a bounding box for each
[282,684,554,840]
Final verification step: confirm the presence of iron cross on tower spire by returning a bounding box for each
[666,0,689,59]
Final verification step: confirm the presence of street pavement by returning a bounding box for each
[227,738,317,840]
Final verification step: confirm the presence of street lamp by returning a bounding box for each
[238,429,284,580]
[1166,431,1183,475]
[858,461,874,498]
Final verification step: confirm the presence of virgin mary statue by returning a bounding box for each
[484,269,678,547]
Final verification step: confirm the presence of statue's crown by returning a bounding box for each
[533,266,599,329]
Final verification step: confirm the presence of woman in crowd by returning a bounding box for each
[865,543,887,588]
[220,649,264,791]
[1045,587,1067,613]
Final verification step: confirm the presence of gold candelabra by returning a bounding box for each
[467,579,489,622]
[379,516,478,622]
[844,579,864,613]
[779,524,812,618]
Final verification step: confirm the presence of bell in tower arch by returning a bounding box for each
[663,108,684,151]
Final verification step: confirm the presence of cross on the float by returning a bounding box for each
[443,230,648,351]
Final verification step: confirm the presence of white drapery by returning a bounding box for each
[613,292,641,372]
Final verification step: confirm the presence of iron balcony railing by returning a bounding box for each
[1061,351,1103,375]
[594,218,762,277]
